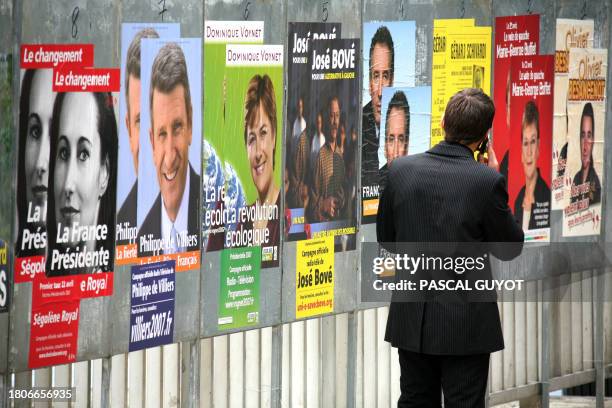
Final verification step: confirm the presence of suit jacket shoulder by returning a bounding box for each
[117,180,138,229]
[187,164,201,251]
[137,164,200,255]
[137,193,162,256]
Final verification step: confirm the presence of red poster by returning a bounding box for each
[31,273,113,307]
[493,15,539,178]
[20,44,94,69]
[13,255,45,283]
[508,55,554,242]
[29,300,79,369]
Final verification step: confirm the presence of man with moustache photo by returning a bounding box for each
[138,42,200,256]
[308,96,345,222]
[362,26,394,192]
[117,28,159,231]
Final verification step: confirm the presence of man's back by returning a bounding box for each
[377,140,524,354]
[378,141,521,243]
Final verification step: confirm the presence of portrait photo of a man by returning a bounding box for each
[117,27,160,231]
[137,40,201,257]
[308,96,346,222]
[472,65,485,90]
[379,90,409,191]
[361,21,416,225]
[362,25,394,189]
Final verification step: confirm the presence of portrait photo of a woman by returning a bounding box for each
[241,74,280,268]
[15,69,57,260]
[46,91,117,276]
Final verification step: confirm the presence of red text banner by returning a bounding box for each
[53,67,120,92]
[21,44,94,68]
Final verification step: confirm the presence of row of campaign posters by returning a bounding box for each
[16,43,120,367]
[493,17,607,241]
[11,17,609,368]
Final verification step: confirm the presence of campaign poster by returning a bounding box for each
[116,23,180,265]
[493,15,539,182]
[203,44,283,271]
[446,25,492,102]
[284,23,343,238]
[202,21,264,253]
[563,48,607,237]
[507,55,554,242]
[44,84,119,283]
[28,300,79,368]
[361,21,416,223]
[285,37,360,252]
[28,46,120,289]
[551,19,594,210]
[218,247,260,330]
[296,237,334,319]
[137,38,201,272]
[19,43,120,369]
[0,240,8,313]
[129,260,175,352]
[14,44,94,283]
[430,19,474,147]
[376,86,431,194]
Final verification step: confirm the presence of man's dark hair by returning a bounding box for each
[149,42,192,129]
[385,90,410,149]
[328,95,341,115]
[580,102,595,169]
[580,102,594,139]
[125,28,159,107]
[521,100,539,140]
[369,26,394,80]
[443,88,494,145]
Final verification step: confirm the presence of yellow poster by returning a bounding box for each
[296,237,334,319]
[431,19,475,146]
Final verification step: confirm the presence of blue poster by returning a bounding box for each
[129,260,175,351]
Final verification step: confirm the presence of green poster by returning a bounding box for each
[203,21,264,163]
[218,246,260,329]
[203,39,284,270]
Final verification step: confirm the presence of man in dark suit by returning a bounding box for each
[377,88,524,407]
[362,26,394,223]
[117,28,159,243]
[138,42,200,256]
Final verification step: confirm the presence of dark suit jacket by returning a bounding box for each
[513,169,551,230]
[116,180,137,244]
[377,141,524,355]
[361,101,379,224]
[138,164,200,257]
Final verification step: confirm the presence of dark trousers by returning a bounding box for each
[397,349,490,408]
